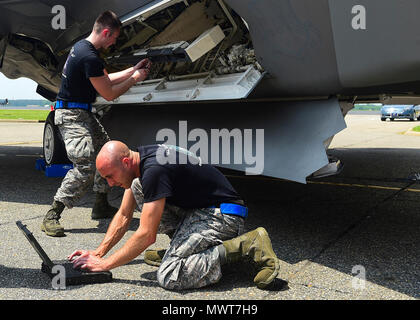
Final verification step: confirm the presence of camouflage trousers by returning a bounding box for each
[53,108,110,209]
[131,178,245,290]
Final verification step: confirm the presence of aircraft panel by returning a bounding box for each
[226,0,341,97]
[329,0,420,87]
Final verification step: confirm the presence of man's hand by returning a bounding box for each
[132,68,150,83]
[68,249,99,260]
[68,250,110,272]
[91,58,152,100]
[132,58,152,83]
[133,58,151,71]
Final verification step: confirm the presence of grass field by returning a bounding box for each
[0,104,382,119]
[354,104,382,111]
[0,109,49,121]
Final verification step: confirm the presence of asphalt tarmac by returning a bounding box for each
[0,114,418,300]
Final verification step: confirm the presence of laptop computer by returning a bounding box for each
[16,220,112,286]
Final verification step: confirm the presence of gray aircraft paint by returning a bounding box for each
[329,0,420,87]
[102,97,345,183]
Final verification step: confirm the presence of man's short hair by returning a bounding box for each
[93,10,122,34]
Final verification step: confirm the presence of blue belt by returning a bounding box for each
[209,203,248,219]
[55,100,92,112]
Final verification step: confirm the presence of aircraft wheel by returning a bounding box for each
[43,111,70,165]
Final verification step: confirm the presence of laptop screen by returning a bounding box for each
[16,221,54,268]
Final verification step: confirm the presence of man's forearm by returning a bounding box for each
[104,76,137,101]
[93,67,149,101]
[108,67,135,85]
[103,199,164,270]
[95,210,132,257]
[104,230,154,270]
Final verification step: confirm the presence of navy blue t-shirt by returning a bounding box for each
[57,39,104,103]
[138,145,243,209]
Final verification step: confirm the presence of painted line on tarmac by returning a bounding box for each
[0,140,42,146]
[0,154,41,157]
[15,154,41,157]
[225,175,420,193]
[307,180,420,193]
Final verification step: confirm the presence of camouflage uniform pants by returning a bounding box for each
[131,178,245,290]
[53,108,110,209]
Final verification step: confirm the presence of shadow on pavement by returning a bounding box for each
[66,218,140,235]
[0,264,79,291]
[1,145,419,298]
[228,148,420,298]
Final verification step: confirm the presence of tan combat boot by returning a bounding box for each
[144,249,166,267]
[41,200,65,237]
[221,227,280,289]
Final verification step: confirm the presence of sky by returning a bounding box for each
[0,72,44,100]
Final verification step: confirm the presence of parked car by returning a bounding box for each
[380,105,420,121]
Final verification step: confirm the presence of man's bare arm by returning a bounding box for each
[108,59,151,85]
[89,68,148,101]
[103,198,166,270]
[107,67,135,85]
[71,198,166,271]
[68,188,137,260]
[94,188,138,257]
